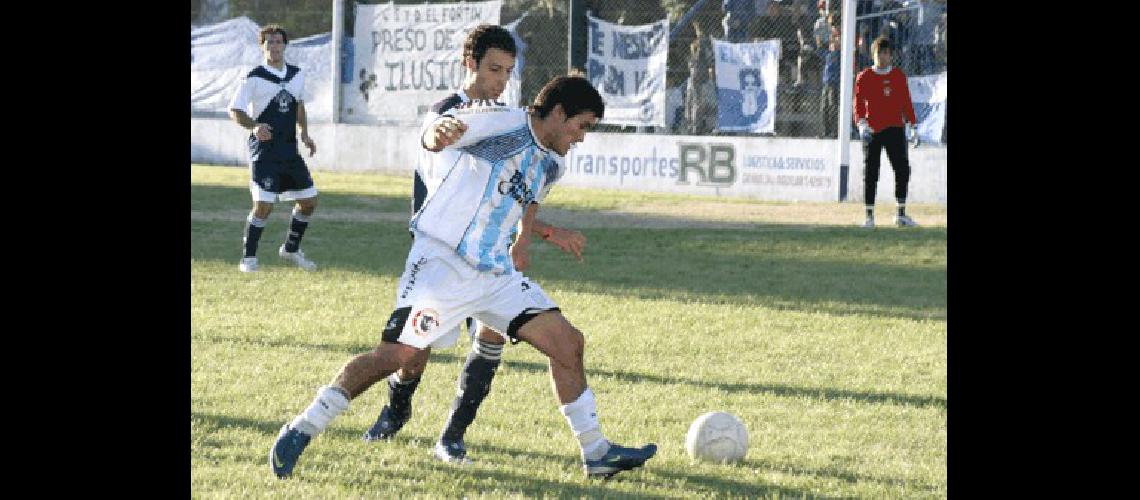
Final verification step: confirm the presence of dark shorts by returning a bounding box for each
[251,156,314,194]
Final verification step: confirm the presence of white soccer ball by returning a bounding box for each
[685,411,748,463]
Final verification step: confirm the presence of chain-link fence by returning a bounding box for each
[192,0,946,140]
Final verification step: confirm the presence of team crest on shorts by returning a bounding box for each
[411,308,440,336]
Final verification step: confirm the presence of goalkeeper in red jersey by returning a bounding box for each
[853,36,919,228]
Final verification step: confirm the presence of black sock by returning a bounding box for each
[865,206,874,219]
[897,203,906,217]
[440,339,502,442]
[387,373,420,418]
[243,214,267,258]
[284,208,310,253]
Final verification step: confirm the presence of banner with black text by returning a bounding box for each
[586,14,668,127]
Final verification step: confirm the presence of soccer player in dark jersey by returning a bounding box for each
[362,24,588,465]
[228,24,320,272]
[854,36,919,228]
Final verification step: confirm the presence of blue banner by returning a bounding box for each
[711,38,779,134]
[907,71,946,145]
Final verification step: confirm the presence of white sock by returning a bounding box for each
[390,371,416,385]
[559,388,610,461]
[290,385,350,436]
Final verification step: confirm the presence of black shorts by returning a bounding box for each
[251,156,314,194]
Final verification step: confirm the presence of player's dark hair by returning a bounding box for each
[464,24,517,67]
[871,36,892,54]
[259,24,289,45]
[531,75,605,120]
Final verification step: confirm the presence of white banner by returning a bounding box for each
[907,71,947,145]
[565,133,837,202]
[499,13,528,108]
[712,38,779,133]
[586,15,668,127]
[348,1,501,123]
[191,17,334,121]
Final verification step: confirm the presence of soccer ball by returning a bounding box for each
[685,411,748,463]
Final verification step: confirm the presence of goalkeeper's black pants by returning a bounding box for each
[863,126,911,206]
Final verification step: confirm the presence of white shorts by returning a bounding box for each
[249,180,318,203]
[424,320,480,350]
[386,235,559,350]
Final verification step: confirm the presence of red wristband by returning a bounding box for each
[541,227,553,240]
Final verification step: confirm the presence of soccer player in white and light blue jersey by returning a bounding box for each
[271,75,657,479]
[365,25,595,465]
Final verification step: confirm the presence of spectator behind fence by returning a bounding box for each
[794,0,822,88]
[722,0,757,42]
[854,36,919,228]
[934,2,946,72]
[908,0,942,75]
[812,1,831,51]
[819,28,841,138]
[684,40,718,135]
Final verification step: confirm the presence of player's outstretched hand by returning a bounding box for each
[546,227,586,262]
[301,133,317,157]
[255,123,273,142]
[431,117,468,150]
[511,236,531,271]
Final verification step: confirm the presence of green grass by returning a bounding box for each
[191,164,947,498]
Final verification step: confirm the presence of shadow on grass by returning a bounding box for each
[193,411,907,498]
[192,184,946,322]
[194,335,944,410]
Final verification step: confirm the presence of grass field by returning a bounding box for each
[191,164,947,498]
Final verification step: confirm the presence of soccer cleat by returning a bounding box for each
[860,217,875,229]
[278,245,317,271]
[362,405,410,442]
[895,215,919,227]
[269,424,312,478]
[432,438,470,464]
[239,257,259,272]
[584,442,658,479]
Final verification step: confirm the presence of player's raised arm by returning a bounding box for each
[431,106,526,151]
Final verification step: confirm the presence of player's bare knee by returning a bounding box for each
[401,348,430,377]
[548,323,585,368]
[252,202,273,219]
[297,197,317,215]
[477,324,506,345]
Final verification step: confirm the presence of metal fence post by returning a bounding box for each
[331,0,344,124]
[837,0,857,202]
[568,0,586,73]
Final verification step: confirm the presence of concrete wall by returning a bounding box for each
[192,117,946,203]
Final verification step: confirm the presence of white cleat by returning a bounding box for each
[278,245,317,271]
[894,215,919,227]
[860,217,875,229]
[239,257,259,272]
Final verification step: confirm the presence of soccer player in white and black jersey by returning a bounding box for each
[228,24,320,272]
[271,75,656,480]
[363,25,588,465]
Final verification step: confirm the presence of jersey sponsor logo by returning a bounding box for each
[497,170,536,205]
[275,89,294,113]
[411,308,440,336]
[883,86,891,97]
[520,281,531,291]
[457,98,507,109]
